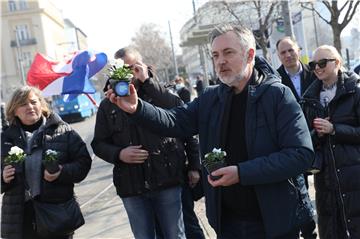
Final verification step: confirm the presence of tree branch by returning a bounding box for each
[338,0,349,12]
[341,0,360,29]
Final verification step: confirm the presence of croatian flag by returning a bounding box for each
[27,51,108,97]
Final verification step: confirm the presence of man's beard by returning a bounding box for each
[218,60,248,87]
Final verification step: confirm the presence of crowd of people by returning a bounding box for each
[1,22,360,239]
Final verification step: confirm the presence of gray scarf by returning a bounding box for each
[23,117,46,200]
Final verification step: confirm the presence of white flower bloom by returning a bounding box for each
[113,59,124,69]
[9,146,24,155]
[46,149,58,156]
[213,148,221,153]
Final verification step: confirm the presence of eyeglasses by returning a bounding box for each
[309,58,336,71]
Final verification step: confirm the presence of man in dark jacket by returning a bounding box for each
[195,75,205,96]
[276,37,314,101]
[175,76,191,103]
[108,23,315,239]
[92,47,201,239]
[276,37,317,239]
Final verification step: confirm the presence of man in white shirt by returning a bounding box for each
[276,37,314,101]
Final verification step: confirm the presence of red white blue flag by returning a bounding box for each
[27,51,107,97]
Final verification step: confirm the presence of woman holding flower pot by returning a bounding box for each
[1,86,92,239]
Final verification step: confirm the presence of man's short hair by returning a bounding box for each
[275,36,299,50]
[208,22,256,53]
[114,46,142,61]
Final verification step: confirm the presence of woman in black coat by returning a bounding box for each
[1,86,91,239]
[301,45,360,239]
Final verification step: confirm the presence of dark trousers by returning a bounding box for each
[218,218,299,239]
[155,183,205,239]
[23,201,73,239]
[181,183,205,239]
[300,175,317,239]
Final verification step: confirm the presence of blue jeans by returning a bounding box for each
[218,219,299,239]
[121,186,185,239]
[155,184,205,239]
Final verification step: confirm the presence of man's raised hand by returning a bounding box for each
[107,84,138,113]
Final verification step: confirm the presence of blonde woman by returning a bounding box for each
[1,86,91,239]
[301,45,360,238]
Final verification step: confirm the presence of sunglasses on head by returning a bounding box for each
[309,58,336,71]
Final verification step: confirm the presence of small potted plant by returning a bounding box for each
[4,146,26,172]
[43,149,60,174]
[108,59,134,97]
[203,148,226,180]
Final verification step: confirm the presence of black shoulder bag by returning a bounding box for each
[24,174,84,237]
[32,197,85,237]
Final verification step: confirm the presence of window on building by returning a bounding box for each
[15,25,30,41]
[19,0,28,10]
[8,0,16,11]
[22,52,32,67]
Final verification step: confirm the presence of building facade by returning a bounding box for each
[1,0,88,103]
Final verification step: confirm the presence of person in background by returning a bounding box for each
[195,75,205,96]
[174,75,205,238]
[354,64,360,75]
[276,36,314,101]
[1,86,91,239]
[108,23,315,239]
[301,45,360,239]
[1,102,9,132]
[92,46,200,239]
[175,76,191,103]
[276,36,317,239]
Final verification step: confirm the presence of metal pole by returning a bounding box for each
[15,29,26,85]
[192,0,197,22]
[282,0,295,39]
[311,2,319,47]
[346,48,350,70]
[168,21,179,77]
[299,11,309,63]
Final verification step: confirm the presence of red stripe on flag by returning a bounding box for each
[27,53,68,90]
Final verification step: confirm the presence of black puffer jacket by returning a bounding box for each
[92,78,200,197]
[301,71,360,239]
[1,113,91,239]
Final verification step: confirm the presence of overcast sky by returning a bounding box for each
[53,0,204,58]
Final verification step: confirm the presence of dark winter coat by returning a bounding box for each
[1,113,91,239]
[277,62,314,101]
[131,57,315,238]
[91,78,201,198]
[176,86,191,103]
[301,71,360,239]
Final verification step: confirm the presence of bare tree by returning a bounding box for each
[301,0,360,54]
[131,23,173,82]
[221,0,280,61]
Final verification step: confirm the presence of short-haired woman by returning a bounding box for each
[1,86,92,239]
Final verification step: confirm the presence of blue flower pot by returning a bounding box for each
[109,79,130,97]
